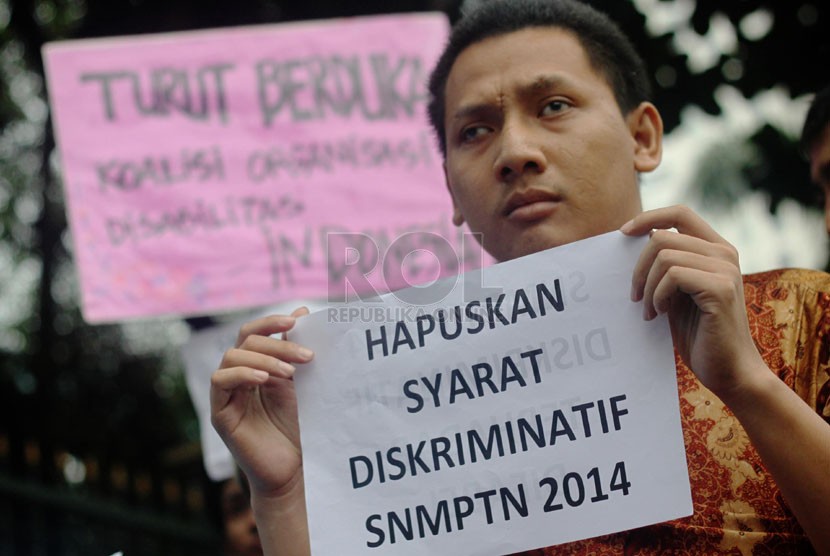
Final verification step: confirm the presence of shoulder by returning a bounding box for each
[742,268,830,296]
[741,269,830,337]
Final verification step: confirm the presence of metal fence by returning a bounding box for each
[0,432,222,556]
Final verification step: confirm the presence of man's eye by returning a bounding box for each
[540,100,569,116]
[460,125,489,143]
[223,496,249,517]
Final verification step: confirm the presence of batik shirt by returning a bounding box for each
[515,269,830,556]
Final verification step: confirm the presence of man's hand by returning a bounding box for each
[210,307,313,498]
[621,205,767,399]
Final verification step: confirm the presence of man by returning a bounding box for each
[802,84,830,233]
[219,474,263,556]
[210,1,830,554]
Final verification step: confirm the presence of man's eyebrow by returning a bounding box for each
[450,102,500,123]
[449,75,573,123]
[515,74,579,105]
[525,74,568,94]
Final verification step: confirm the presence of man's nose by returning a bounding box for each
[245,508,258,531]
[493,120,547,181]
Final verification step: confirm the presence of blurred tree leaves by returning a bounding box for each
[602,0,827,212]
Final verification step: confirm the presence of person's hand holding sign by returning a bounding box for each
[211,307,312,556]
[621,204,764,398]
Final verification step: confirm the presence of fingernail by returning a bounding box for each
[620,219,634,233]
[278,361,296,375]
[253,370,269,381]
[298,347,314,361]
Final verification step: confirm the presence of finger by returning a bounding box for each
[284,306,312,344]
[237,334,313,364]
[221,347,297,377]
[291,306,311,318]
[620,205,726,244]
[211,366,270,392]
[632,230,739,302]
[210,366,270,413]
[650,265,741,321]
[235,314,297,348]
[640,250,732,319]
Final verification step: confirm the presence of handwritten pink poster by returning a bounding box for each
[43,13,487,323]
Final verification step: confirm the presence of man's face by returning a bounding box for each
[443,27,660,261]
[221,478,262,556]
[808,123,830,233]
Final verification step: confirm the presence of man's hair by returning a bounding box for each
[427,0,652,156]
[801,85,830,155]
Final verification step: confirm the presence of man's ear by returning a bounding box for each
[628,102,663,173]
[443,162,465,227]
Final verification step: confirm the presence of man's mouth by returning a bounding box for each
[503,189,562,222]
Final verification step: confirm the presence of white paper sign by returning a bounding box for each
[292,232,692,555]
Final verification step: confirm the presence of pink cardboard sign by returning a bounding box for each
[43,13,488,323]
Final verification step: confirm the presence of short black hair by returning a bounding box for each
[801,85,830,156]
[427,0,652,156]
